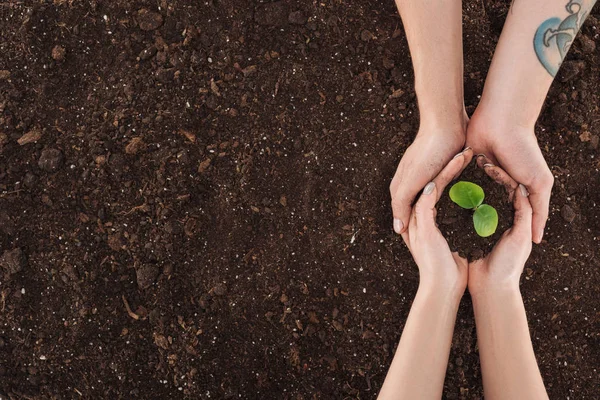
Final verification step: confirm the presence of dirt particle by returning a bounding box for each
[389,88,404,99]
[198,158,212,173]
[136,265,159,290]
[138,46,157,61]
[578,35,596,53]
[107,233,124,251]
[332,320,343,331]
[561,204,576,223]
[559,60,585,83]
[0,70,10,80]
[125,136,145,154]
[51,45,66,61]
[360,29,375,42]
[178,129,196,143]
[0,211,15,236]
[212,283,227,296]
[288,10,307,25]
[590,134,599,150]
[17,128,42,145]
[38,148,64,172]
[137,9,164,31]
[153,333,169,349]
[0,132,7,152]
[242,65,257,77]
[255,2,289,27]
[0,248,26,278]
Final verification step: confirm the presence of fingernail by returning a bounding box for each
[393,218,403,234]
[452,146,472,159]
[483,163,495,168]
[423,182,435,195]
[519,184,529,197]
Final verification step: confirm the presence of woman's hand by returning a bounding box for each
[391,124,467,235]
[467,113,553,244]
[468,155,534,296]
[400,147,473,300]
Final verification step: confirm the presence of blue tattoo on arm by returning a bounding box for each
[533,0,594,77]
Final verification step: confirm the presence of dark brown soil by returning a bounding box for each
[1,1,599,399]
[437,162,513,260]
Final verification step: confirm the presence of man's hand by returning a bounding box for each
[390,125,467,234]
[466,114,553,243]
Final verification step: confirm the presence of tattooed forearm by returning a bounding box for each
[533,0,597,77]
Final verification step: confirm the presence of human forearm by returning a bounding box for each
[395,0,466,128]
[378,285,462,399]
[477,0,597,128]
[472,286,548,400]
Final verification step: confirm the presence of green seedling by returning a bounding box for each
[449,181,498,237]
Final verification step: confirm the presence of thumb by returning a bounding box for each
[413,181,437,228]
[511,184,533,239]
[391,187,414,234]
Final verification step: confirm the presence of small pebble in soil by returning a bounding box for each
[561,204,576,223]
[38,147,64,172]
[136,265,159,289]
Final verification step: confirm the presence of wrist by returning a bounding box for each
[468,108,535,142]
[418,104,468,135]
[472,98,537,132]
[418,280,465,307]
[469,279,521,303]
[415,79,467,133]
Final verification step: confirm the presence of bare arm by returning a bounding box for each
[472,287,548,400]
[390,0,468,236]
[394,0,466,127]
[378,288,462,399]
[468,0,597,243]
[479,0,596,127]
[469,165,548,399]
[380,152,473,399]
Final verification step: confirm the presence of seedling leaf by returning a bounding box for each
[473,204,498,237]
[449,181,485,209]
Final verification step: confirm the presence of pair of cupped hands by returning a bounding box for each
[400,146,534,300]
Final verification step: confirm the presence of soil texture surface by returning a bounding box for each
[1,0,599,399]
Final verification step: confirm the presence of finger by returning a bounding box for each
[391,188,414,235]
[401,231,411,252]
[413,181,437,228]
[475,153,499,169]
[482,163,519,201]
[451,251,468,267]
[431,152,468,203]
[511,184,533,239]
[452,147,474,180]
[529,176,553,243]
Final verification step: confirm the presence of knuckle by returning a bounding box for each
[413,202,427,216]
[390,198,404,211]
[539,169,554,188]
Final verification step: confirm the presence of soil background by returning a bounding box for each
[1,1,599,399]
